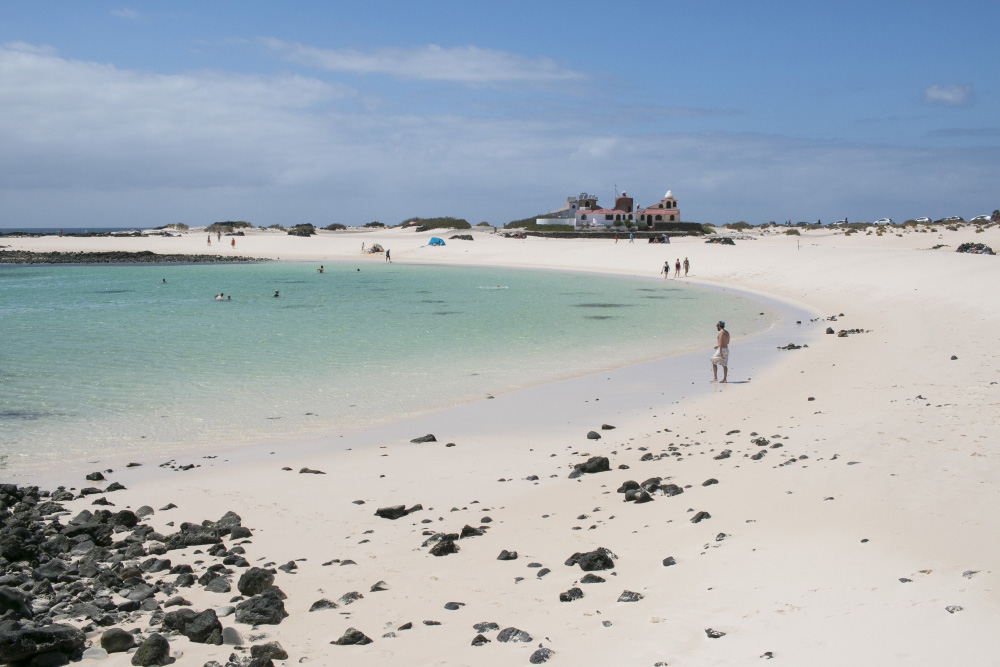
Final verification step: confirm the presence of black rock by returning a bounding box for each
[100,627,135,653]
[161,608,222,643]
[826,327,835,334]
[586,431,601,440]
[163,523,221,551]
[309,599,338,611]
[702,478,719,486]
[471,634,490,646]
[375,505,421,520]
[640,477,662,492]
[444,602,464,610]
[662,556,677,567]
[705,628,726,638]
[530,647,555,663]
[618,590,643,602]
[601,424,616,430]
[713,449,732,460]
[0,586,34,619]
[690,511,711,523]
[580,573,605,584]
[575,456,611,474]
[559,587,584,602]
[661,484,684,497]
[129,633,170,666]
[234,590,287,625]
[497,550,518,561]
[497,627,532,643]
[332,627,372,645]
[85,471,105,481]
[565,547,616,571]
[0,624,86,664]
[299,467,326,474]
[336,591,363,607]
[410,434,437,443]
[430,538,459,557]
[238,568,275,596]
[251,641,289,660]
[617,480,640,493]
[473,621,499,633]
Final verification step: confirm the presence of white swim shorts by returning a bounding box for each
[711,347,729,367]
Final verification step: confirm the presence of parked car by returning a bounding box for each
[914,217,931,224]
[874,218,893,225]
[971,215,991,223]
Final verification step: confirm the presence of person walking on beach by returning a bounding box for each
[231,238,235,248]
[683,257,690,276]
[207,234,211,246]
[385,249,391,263]
[674,259,681,278]
[629,233,634,244]
[217,231,221,242]
[711,320,730,383]
[614,234,618,244]
[662,261,670,279]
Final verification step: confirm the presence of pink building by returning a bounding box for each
[637,191,681,226]
[573,190,680,230]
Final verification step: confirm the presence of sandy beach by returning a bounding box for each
[2,224,998,666]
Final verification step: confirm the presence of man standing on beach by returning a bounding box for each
[385,249,391,263]
[683,257,690,276]
[711,320,730,383]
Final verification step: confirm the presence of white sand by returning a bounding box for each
[4,224,999,666]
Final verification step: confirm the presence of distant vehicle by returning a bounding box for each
[914,217,931,224]
[971,215,991,223]
[834,219,848,224]
[874,218,893,225]
[936,216,964,223]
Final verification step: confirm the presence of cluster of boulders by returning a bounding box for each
[704,237,736,245]
[0,482,289,666]
[956,242,994,255]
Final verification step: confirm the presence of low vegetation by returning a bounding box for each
[287,224,316,237]
[324,224,347,231]
[207,221,252,233]
[401,216,471,230]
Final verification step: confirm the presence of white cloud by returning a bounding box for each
[110,8,140,20]
[923,84,974,106]
[0,43,996,228]
[261,38,586,84]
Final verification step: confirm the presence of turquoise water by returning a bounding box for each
[0,262,778,475]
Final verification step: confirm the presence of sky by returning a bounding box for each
[1,1,997,228]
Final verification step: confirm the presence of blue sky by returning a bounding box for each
[1,0,997,228]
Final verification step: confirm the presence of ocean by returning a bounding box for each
[0,261,779,477]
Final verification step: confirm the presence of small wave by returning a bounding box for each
[479,286,508,290]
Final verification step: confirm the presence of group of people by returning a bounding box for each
[662,257,690,279]
[214,293,231,301]
[206,231,236,248]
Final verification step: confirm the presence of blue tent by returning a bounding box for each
[429,237,446,246]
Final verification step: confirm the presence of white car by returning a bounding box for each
[914,217,931,223]
[971,215,992,223]
[874,218,893,225]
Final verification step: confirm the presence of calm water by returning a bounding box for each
[0,262,778,475]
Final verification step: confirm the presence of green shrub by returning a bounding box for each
[324,223,346,231]
[287,224,316,237]
[724,221,751,231]
[402,216,471,230]
[784,228,800,235]
[364,221,385,228]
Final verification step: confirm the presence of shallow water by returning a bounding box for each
[0,262,778,474]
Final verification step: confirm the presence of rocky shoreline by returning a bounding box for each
[0,251,266,265]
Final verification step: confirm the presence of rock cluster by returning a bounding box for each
[0,483,286,666]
